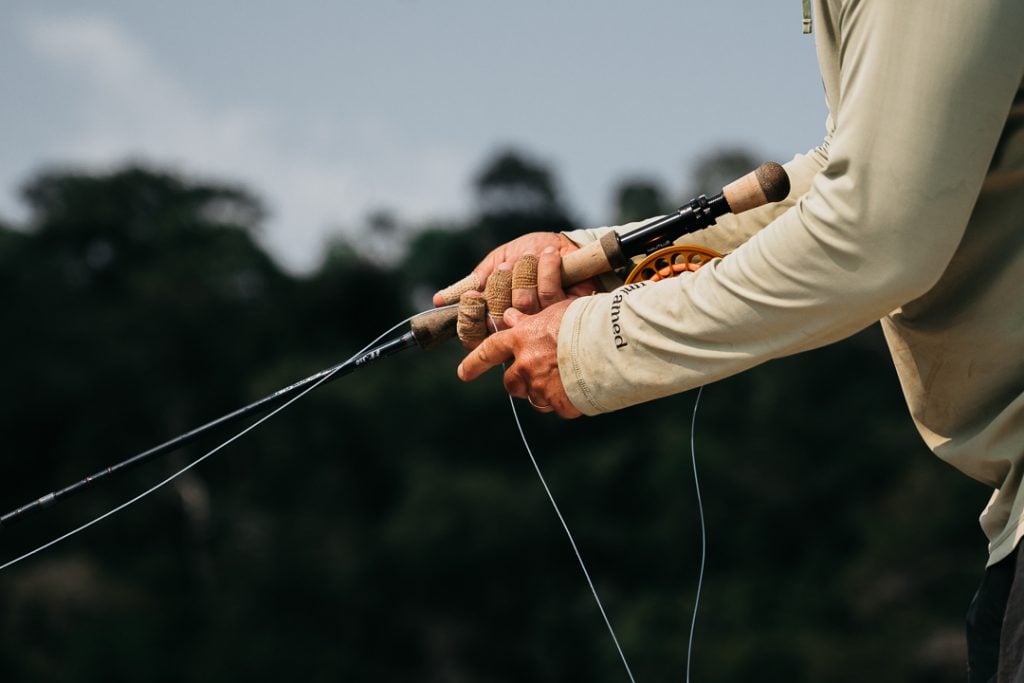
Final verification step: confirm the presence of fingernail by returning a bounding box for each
[457,363,465,380]
[542,247,556,254]
[497,261,511,271]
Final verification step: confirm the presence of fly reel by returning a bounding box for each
[624,245,723,284]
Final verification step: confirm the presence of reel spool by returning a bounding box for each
[624,245,723,284]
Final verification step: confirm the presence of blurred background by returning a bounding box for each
[0,2,991,681]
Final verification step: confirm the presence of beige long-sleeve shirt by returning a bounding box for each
[558,0,1024,564]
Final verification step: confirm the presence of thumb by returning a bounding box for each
[503,307,527,328]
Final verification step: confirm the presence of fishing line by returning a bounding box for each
[505,356,707,683]
[507,391,638,683]
[686,385,706,683]
[487,305,635,682]
[0,309,441,573]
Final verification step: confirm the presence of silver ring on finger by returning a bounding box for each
[527,394,553,412]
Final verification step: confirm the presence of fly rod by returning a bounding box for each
[564,161,790,281]
[0,326,436,528]
[1,162,789,529]
[436,161,790,301]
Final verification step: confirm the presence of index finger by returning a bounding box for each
[457,329,516,382]
[432,252,504,307]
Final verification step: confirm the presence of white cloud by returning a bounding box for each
[21,14,474,272]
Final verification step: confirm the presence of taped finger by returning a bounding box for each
[483,266,513,327]
[511,254,540,313]
[437,272,483,305]
[457,292,488,348]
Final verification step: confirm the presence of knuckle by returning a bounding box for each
[512,290,535,310]
[503,368,526,397]
[537,288,561,303]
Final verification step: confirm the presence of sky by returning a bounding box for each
[1,1,826,273]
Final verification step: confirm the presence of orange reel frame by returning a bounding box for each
[624,245,724,284]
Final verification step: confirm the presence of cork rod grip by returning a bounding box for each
[410,306,459,351]
[721,162,789,214]
[559,231,629,287]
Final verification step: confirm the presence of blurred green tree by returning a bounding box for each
[473,147,577,245]
[687,148,761,199]
[403,146,580,304]
[613,178,669,224]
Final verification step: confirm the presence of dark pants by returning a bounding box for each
[967,543,1024,682]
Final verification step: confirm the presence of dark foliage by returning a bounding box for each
[0,155,989,682]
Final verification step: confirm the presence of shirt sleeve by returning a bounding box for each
[558,0,1024,416]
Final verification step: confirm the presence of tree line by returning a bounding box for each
[0,148,988,681]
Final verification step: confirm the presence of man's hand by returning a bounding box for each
[457,300,582,419]
[432,232,598,308]
[454,243,591,350]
